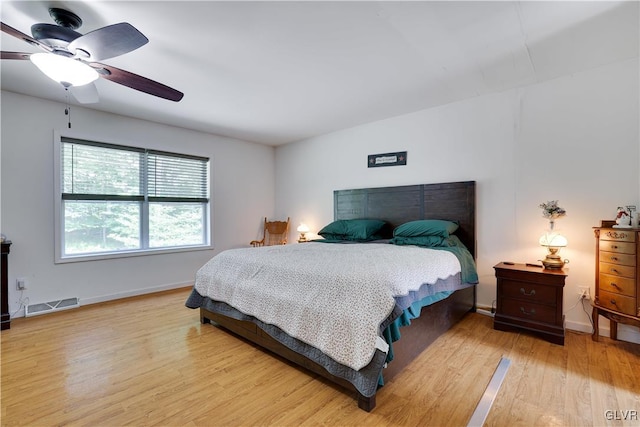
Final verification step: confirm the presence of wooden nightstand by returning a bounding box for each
[493,262,567,345]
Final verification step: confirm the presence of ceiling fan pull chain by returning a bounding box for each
[64,87,71,128]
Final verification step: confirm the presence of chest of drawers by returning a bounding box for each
[592,227,640,341]
[493,262,567,345]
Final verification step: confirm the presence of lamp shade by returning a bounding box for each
[30,53,99,87]
[297,223,310,233]
[539,233,567,248]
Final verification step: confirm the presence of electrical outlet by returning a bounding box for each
[578,286,590,300]
[16,278,27,290]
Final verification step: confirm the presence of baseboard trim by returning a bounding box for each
[476,308,494,318]
[565,318,640,344]
[478,310,640,345]
[81,282,193,306]
[11,282,193,320]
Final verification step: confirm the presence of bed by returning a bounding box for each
[186,181,477,411]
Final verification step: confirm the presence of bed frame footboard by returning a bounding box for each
[198,285,474,411]
[358,394,376,412]
[200,305,379,409]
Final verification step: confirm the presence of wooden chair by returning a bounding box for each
[250,217,290,247]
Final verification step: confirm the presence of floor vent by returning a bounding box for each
[25,297,80,317]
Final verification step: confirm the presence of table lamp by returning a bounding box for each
[538,232,568,269]
[297,223,310,242]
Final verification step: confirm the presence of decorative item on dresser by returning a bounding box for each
[1,240,12,331]
[592,221,640,341]
[493,262,567,345]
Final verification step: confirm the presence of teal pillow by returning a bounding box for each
[393,220,458,238]
[390,235,447,247]
[316,233,347,241]
[390,234,465,248]
[318,219,386,241]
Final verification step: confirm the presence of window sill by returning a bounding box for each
[54,244,214,264]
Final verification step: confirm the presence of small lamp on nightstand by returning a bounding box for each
[539,232,568,269]
[297,223,310,243]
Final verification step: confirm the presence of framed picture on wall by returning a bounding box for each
[367,151,407,168]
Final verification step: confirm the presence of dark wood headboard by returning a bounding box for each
[334,181,476,258]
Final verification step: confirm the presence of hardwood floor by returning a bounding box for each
[1,288,639,426]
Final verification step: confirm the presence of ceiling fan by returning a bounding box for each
[1,7,183,103]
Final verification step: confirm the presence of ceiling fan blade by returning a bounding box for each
[68,23,148,61]
[90,62,183,102]
[1,51,31,60]
[1,22,51,52]
[71,83,99,104]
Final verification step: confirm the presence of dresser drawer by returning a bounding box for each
[500,298,557,324]
[598,240,635,255]
[499,281,557,305]
[600,229,636,243]
[598,262,636,278]
[597,290,637,316]
[599,251,636,266]
[599,273,637,297]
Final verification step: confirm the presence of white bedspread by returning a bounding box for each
[194,242,461,371]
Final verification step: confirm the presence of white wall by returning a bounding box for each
[276,58,640,343]
[1,91,275,316]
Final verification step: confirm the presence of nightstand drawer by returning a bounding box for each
[500,298,557,324]
[597,290,637,316]
[499,281,557,305]
[600,229,636,243]
[599,262,636,278]
[599,240,635,254]
[599,251,636,266]
[599,273,636,297]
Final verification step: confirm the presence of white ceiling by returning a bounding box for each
[1,1,637,146]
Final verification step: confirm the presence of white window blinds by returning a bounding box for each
[147,151,208,202]
[61,138,209,203]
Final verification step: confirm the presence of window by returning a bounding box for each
[55,136,210,262]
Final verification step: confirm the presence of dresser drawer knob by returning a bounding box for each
[610,256,618,261]
[519,288,536,297]
[610,299,617,306]
[611,268,620,274]
[611,282,620,290]
[520,307,536,316]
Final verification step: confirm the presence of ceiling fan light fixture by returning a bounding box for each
[30,52,98,87]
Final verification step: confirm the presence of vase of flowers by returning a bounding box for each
[539,200,566,230]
